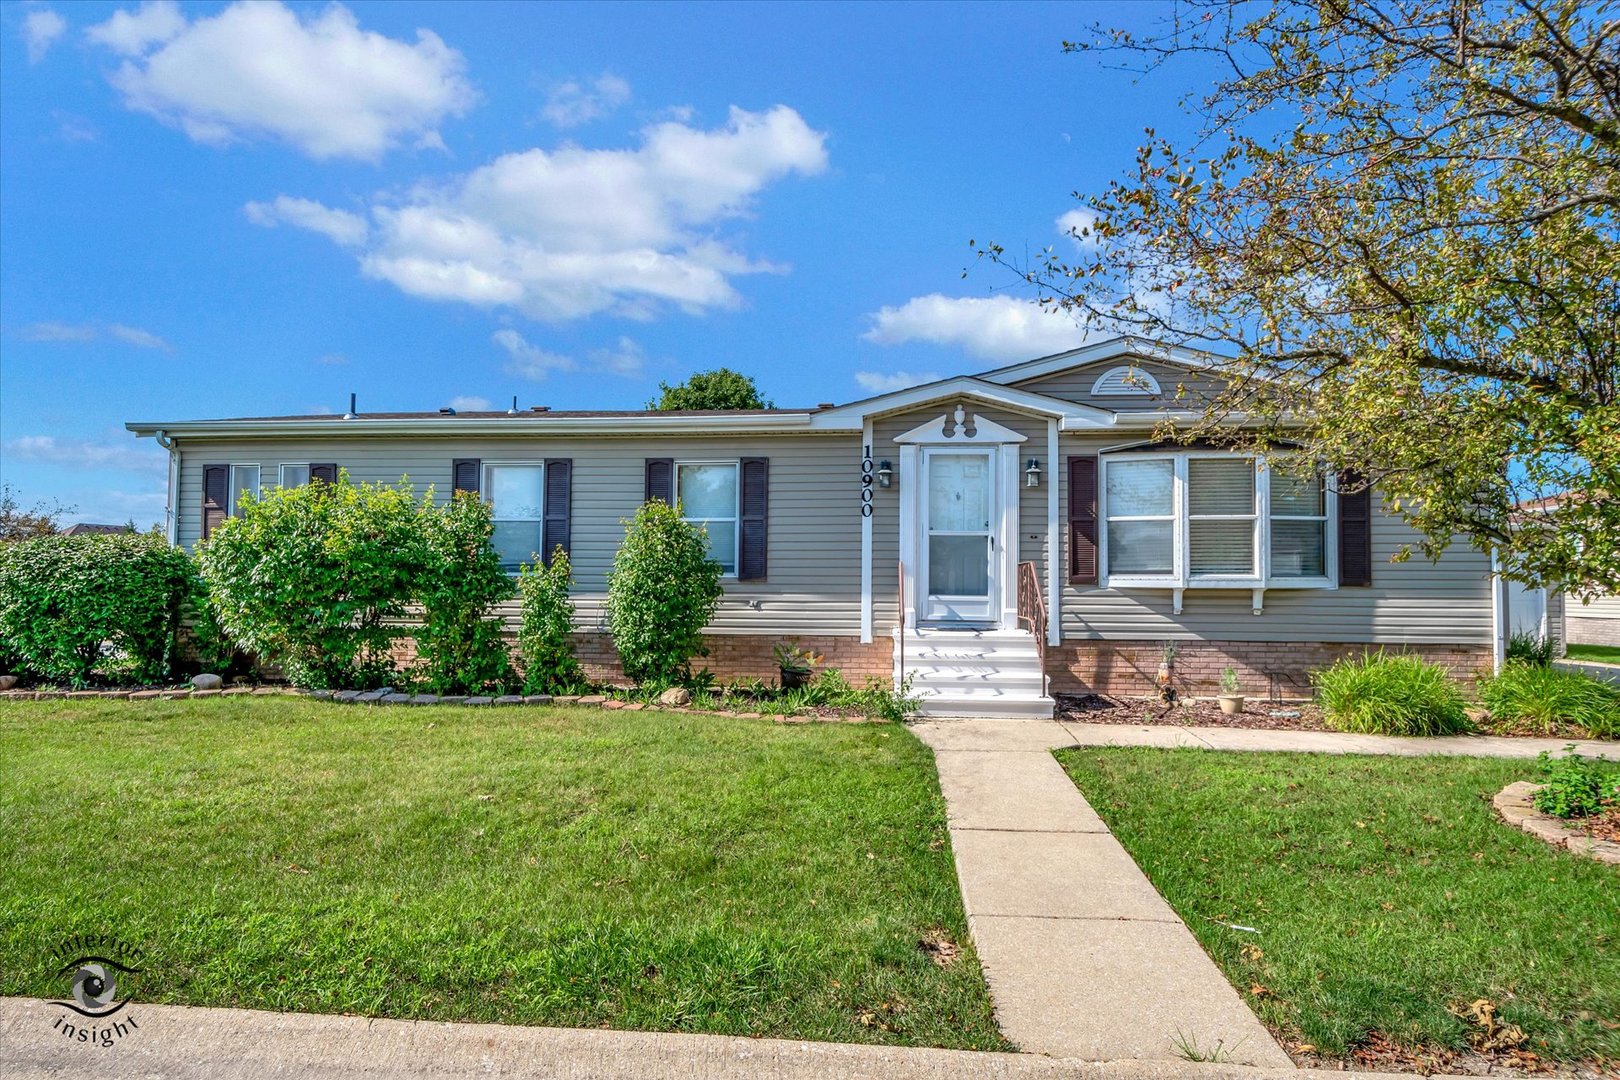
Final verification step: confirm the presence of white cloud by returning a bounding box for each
[5,435,166,475]
[245,195,369,247]
[447,395,491,411]
[53,110,99,143]
[22,8,67,63]
[1057,207,1102,250]
[314,352,347,366]
[84,0,182,55]
[541,73,631,128]
[262,105,826,322]
[590,336,646,377]
[20,321,171,350]
[853,370,941,394]
[88,1,475,161]
[861,294,1085,362]
[493,329,576,380]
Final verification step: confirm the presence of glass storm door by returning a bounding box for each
[922,449,997,622]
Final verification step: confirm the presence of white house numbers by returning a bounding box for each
[861,444,875,518]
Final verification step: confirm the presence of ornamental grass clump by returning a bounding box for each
[1481,663,1620,740]
[1311,651,1472,737]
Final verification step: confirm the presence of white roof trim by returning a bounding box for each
[809,375,1114,430]
[893,404,1029,445]
[1090,366,1162,396]
[974,335,1226,387]
[126,413,818,439]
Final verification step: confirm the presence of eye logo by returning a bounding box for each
[56,957,139,1018]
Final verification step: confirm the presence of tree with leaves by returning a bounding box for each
[982,0,1618,592]
[0,483,70,543]
[648,368,773,410]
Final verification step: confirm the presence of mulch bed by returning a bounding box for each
[1055,692,1330,730]
[1574,807,1620,843]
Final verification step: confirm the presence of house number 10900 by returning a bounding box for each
[861,444,874,518]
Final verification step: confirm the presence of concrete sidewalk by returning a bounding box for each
[915,723,1293,1068]
[1054,721,1612,759]
[0,997,1389,1080]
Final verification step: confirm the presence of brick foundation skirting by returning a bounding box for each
[1047,639,1492,700]
[387,633,894,688]
[1566,616,1620,648]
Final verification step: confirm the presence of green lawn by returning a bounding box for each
[1055,748,1620,1065]
[1565,643,1620,665]
[0,700,1003,1049]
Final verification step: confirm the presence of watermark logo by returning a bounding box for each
[46,932,144,1047]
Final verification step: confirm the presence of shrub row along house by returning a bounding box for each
[127,338,1534,717]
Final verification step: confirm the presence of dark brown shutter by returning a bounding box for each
[1338,470,1373,586]
[1068,456,1099,585]
[310,463,338,484]
[452,458,481,496]
[739,457,769,581]
[202,465,229,539]
[645,458,674,504]
[543,459,572,564]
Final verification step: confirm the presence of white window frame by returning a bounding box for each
[1265,460,1337,589]
[278,463,312,488]
[675,460,740,579]
[1184,451,1262,586]
[1098,452,1338,591]
[227,464,260,517]
[483,461,545,573]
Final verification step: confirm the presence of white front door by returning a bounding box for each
[921,448,998,623]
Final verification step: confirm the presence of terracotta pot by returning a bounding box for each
[1217,693,1245,715]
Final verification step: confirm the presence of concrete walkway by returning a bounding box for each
[1,997,1395,1080]
[914,722,1293,1068]
[912,717,1609,1067]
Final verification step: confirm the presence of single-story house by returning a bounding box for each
[127,337,1528,716]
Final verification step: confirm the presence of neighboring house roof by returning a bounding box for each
[62,523,133,535]
[124,336,1226,440]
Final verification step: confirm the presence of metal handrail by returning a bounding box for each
[1016,560,1047,687]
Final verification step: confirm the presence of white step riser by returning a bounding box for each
[915,696,1055,719]
[910,674,1048,692]
[906,660,1045,678]
[905,649,1044,664]
[901,627,1054,719]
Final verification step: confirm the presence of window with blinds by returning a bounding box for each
[1270,470,1328,578]
[1187,458,1256,577]
[1104,458,1175,577]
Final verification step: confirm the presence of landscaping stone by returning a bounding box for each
[602,699,626,710]
[332,690,363,703]
[438,696,467,705]
[0,676,17,691]
[554,695,581,705]
[464,696,493,706]
[252,687,282,696]
[103,691,132,700]
[309,689,335,700]
[221,687,253,696]
[523,695,552,705]
[493,696,525,706]
[622,702,646,711]
[191,689,222,698]
[191,673,224,690]
[158,690,191,700]
[658,687,692,707]
[129,690,162,701]
[380,693,413,705]
[577,695,607,706]
[409,694,440,706]
[1493,780,1620,865]
[354,690,386,703]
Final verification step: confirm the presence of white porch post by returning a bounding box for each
[1490,550,1508,674]
[999,445,1019,630]
[860,419,874,644]
[1046,418,1060,646]
[898,443,919,631]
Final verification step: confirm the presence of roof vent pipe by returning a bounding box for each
[343,392,357,420]
[507,395,519,416]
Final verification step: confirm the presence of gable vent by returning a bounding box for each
[1090,366,1162,396]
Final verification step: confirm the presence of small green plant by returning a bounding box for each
[772,641,825,673]
[1312,651,1472,736]
[1480,662,1620,739]
[1506,630,1559,668]
[1220,666,1241,694]
[517,546,587,696]
[1532,748,1619,819]
[604,500,724,685]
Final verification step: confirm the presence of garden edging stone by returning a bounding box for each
[1493,781,1620,865]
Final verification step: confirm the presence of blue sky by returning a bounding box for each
[1,0,1207,526]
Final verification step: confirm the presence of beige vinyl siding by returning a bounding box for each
[1010,358,1228,412]
[1055,433,1493,644]
[175,433,865,637]
[1570,592,1620,620]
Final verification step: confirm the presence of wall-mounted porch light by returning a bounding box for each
[876,460,894,488]
[1025,458,1042,488]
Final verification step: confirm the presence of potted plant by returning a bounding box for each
[1217,666,1245,715]
[1155,640,1179,703]
[772,642,824,690]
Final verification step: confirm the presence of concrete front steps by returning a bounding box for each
[903,626,1055,718]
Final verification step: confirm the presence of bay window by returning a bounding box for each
[485,463,544,572]
[676,461,739,575]
[1100,453,1335,588]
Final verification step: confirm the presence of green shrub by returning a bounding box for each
[1312,651,1472,736]
[0,531,195,686]
[1480,662,1620,739]
[414,492,514,694]
[197,475,425,689]
[605,500,723,685]
[1506,630,1559,667]
[1532,749,1619,819]
[517,546,586,695]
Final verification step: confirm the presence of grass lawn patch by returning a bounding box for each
[1566,643,1620,666]
[0,699,1003,1049]
[1054,748,1620,1065]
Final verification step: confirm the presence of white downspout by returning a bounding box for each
[1490,550,1507,674]
[155,430,178,546]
